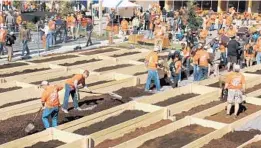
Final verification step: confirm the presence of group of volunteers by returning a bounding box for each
[40,70,94,128]
[143,5,253,118]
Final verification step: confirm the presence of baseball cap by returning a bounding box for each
[40,81,49,86]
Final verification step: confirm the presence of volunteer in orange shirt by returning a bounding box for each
[169,52,182,88]
[145,46,161,92]
[62,70,90,113]
[224,64,246,118]
[48,17,56,47]
[40,81,63,128]
[219,43,227,65]
[16,13,22,31]
[244,43,255,67]
[199,27,208,42]
[194,45,211,81]
[0,24,7,55]
[181,42,191,79]
[218,14,223,30]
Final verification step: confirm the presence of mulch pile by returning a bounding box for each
[0,62,28,69]
[0,68,50,77]
[138,124,215,148]
[0,87,22,93]
[30,55,78,63]
[202,130,261,148]
[94,64,133,72]
[154,93,199,107]
[59,59,102,66]
[74,110,147,135]
[24,140,65,148]
[95,120,172,148]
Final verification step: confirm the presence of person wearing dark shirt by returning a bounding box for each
[85,17,93,47]
[162,8,167,22]
[227,36,240,71]
[6,32,16,61]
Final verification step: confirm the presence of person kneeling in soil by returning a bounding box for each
[61,70,90,113]
[41,81,63,128]
[169,53,182,88]
[224,64,246,118]
[145,46,161,92]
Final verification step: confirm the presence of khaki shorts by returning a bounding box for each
[227,89,243,104]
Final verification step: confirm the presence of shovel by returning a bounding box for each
[80,90,123,100]
[24,107,42,133]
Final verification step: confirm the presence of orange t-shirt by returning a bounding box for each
[226,16,232,26]
[0,29,7,43]
[174,60,182,74]
[81,18,88,27]
[121,20,128,31]
[200,30,208,39]
[195,50,209,67]
[67,16,76,27]
[41,85,63,108]
[16,16,22,25]
[226,29,236,37]
[145,51,158,70]
[183,46,191,57]
[48,20,56,31]
[219,44,226,53]
[65,74,85,89]
[226,72,246,90]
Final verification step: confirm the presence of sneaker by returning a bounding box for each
[74,107,82,111]
[61,108,69,114]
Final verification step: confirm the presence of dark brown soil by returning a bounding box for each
[74,110,147,135]
[138,124,215,148]
[205,104,261,123]
[0,62,28,69]
[59,59,102,66]
[246,70,261,75]
[134,71,147,76]
[111,51,141,57]
[0,98,39,109]
[246,83,261,93]
[154,93,199,107]
[30,55,78,63]
[24,140,65,148]
[244,140,261,148]
[207,81,225,88]
[81,48,119,55]
[31,75,74,85]
[0,87,22,93]
[95,120,172,148]
[202,130,261,148]
[0,68,50,77]
[174,101,224,120]
[94,64,133,72]
[138,58,145,62]
[0,85,152,144]
[87,80,114,87]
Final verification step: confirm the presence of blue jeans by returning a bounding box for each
[198,66,208,81]
[145,70,161,91]
[221,52,227,65]
[0,42,4,54]
[62,84,79,109]
[193,65,199,81]
[256,52,261,64]
[42,107,59,128]
[62,30,67,43]
[170,73,179,88]
[218,24,222,30]
[22,40,30,56]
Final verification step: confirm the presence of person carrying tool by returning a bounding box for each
[61,70,90,113]
[145,46,161,92]
[224,64,246,118]
[40,81,63,128]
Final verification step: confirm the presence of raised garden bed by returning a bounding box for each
[30,55,78,63]
[111,52,141,58]
[174,101,224,120]
[0,98,39,109]
[0,68,50,77]
[0,87,22,93]
[30,75,74,85]
[0,86,152,144]
[154,93,199,107]
[207,81,223,88]
[245,70,261,74]
[202,130,261,148]
[59,59,102,66]
[81,48,119,55]
[138,124,215,148]
[137,58,145,62]
[205,104,261,123]
[24,140,65,148]
[244,140,261,148]
[134,71,147,76]
[247,83,261,93]
[74,110,147,135]
[94,64,134,72]
[87,80,114,87]
[95,120,172,148]
[0,62,28,69]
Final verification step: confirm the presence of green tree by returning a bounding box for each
[13,0,22,10]
[59,1,74,17]
[186,0,203,31]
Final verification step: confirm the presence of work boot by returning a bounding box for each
[74,107,83,111]
[61,108,69,114]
